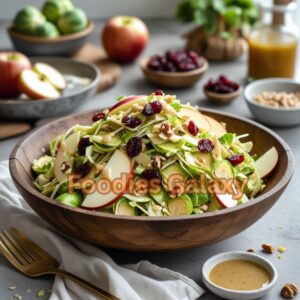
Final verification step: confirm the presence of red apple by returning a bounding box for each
[0,52,31,98]
[102,16,149,63]
[81,150,133,209]
[108,95,147,115]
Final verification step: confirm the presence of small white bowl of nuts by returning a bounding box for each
[244,78,300,127]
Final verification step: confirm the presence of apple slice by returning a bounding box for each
[18,69,60,100]
[204,115,227,138]
[108,95,147,115]
[81,150,133,209]
[54,132,80,183]
[33,62,66,90]
[179,107,211,131]
[214,193,238,208]
[254,147,279,179]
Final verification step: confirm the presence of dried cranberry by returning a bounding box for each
[126,137,142,157]
[150,100,162,114]
[198,138,214,153]
[153,90,164,96]
[122,116,142,128]
[188,121,199,136]
[92,112,105,122]
[204,75,239,94]
[142,103,154,116]
[227,154,244,166]
[74,162,91,179]
[141,169,161,180]
[77,137,91,156]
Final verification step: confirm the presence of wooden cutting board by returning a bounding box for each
[0,122,31,140]
[74,44,122,92]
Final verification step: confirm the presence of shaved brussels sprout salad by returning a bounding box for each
[32,92,271,217]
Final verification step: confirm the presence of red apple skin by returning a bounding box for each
[0,52,31,98]
[102,16,149,63]
[109,95,147,112]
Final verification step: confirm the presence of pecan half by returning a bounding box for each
[262,243,274,254]
[281,283,298,298]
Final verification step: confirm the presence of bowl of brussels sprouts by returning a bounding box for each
[7,0,94,57]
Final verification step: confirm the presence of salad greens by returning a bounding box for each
[32,93,265,217]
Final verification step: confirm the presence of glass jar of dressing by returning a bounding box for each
[248,0,298,79]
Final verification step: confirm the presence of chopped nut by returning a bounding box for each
[13,295,22,300]
[161,122,173,138]
[199,204,208,212]
[262,243,274,253]
[281,283,298,298]
[9,286,17,290]
[278,246,287,253]
[151,155,166,169]
[60,162,70,173]
[247,248,255,253]
[26,289,32,293]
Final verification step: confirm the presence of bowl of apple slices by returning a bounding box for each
[9,93,294,251]
[0,55,100,119]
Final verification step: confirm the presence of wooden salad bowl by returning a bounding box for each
[9,109,294,251]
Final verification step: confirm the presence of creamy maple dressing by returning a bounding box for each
[209,259,271,291]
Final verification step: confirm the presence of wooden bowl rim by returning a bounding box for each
[140,56,209,78]
[9,108,294,222]
[7,20,94,43]
[0,57,100,104]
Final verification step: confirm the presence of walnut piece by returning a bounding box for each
[262,243,275,253]
[161,122,173,138]
[281,283,298,299]
[151,155,166,169]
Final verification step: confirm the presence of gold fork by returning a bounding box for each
[0,227,120,300]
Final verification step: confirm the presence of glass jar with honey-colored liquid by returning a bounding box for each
[248,0,298,79]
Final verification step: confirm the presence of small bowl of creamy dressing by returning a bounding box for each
[202,251,277,300]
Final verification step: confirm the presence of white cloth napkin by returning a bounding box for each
[0,161,204,300]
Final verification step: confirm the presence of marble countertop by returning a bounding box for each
[0,20,299,300]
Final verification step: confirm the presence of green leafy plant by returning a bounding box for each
[176,0,258,38]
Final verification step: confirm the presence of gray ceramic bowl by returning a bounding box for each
[244,78,300,127]
[7,21,94,57]
[202,251,277,300]
[0,57,100,120]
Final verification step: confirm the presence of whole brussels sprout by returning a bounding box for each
[42,0,74,23]
[57,8,88,35]
[56,192,83,207]
[13,6,46,35]
[35,21,60,37]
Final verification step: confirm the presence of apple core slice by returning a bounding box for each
[81,150,133,209]
[108,95,147,115]
[204,115,227,138]
[33,63,66,90]
[18,69,60,100]
[254,147,279,179]
[179,107,211,131]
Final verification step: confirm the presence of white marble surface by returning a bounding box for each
[0,20,299,300]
